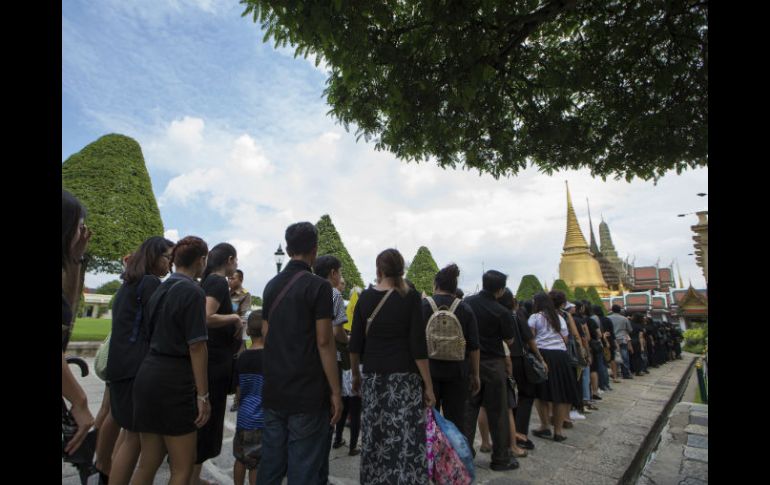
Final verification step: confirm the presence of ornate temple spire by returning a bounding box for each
[587,198,600,256]
[677,261,685,288]
[599,218,618,256]
[563,181,589,252]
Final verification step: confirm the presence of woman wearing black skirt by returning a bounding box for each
[132,236,211,485]
[107,236,174,484]
[193,243,243,485]
[529,292,579,442]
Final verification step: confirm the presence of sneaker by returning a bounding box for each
[570,410,586,420]
[490,459,520,471]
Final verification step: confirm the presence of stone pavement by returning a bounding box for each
[63,354,696,484]
[637,401,708,485]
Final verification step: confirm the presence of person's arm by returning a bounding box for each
[205,297,242,327]
[333,324,349,344]
[526,339,548,374]
[415,359,436,408]
[316,317,342,425]
[466,307,481,395]
[189,341,210,427]
[469,349,481,395]
[350,352,361,395]
[62,353,94,455]
[505,354,513,376]
[526,314,549,373]
[349,297,365,395]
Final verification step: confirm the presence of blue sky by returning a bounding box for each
[63,0,708,296]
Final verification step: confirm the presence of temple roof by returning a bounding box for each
[563,182,590,252]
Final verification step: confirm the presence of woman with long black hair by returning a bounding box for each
[106,236,174,484]
[192,242,243,485]
[529,292,579,442]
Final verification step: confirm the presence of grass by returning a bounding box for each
[71,317,111,341]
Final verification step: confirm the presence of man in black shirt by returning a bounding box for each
[463,270,519,471]
[256,222,342,485]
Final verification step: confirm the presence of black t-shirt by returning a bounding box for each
[600,316,616,345]
[464,290,515,360]
[573,315,587,338]
[508,312,534,357]
[62,292,72,352]
[107,275,162,381]
[201,274,239,363]
[421,294,480,380]
[349,287,427,375]
[586,317,600,341]
[147,273,208,357]
[235,348,264,377]
[261,260,334,413]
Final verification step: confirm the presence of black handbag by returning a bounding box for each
[566,335,586,367]
[523,350,548,384]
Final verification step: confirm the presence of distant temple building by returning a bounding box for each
[557,182,707,330]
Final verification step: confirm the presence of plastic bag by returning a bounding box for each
[94,333,111,382]
[432,408,474,482]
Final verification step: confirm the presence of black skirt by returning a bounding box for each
[133,353,197,436]
[110,378,137,431]
[535,349,580,405]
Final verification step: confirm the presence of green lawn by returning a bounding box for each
[71,318,111,341]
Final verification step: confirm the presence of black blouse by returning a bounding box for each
[349,287,427,375]
[201,274,239,363]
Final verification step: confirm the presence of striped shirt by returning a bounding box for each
[528,312,568,351]
[235,349,265,430]
[332,287,348,326]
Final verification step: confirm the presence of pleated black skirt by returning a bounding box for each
[535,348,580,404]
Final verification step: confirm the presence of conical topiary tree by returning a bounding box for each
[552,279,574,301]
[574,287,588,302]
[63,133,164,318]
[515,275,545,302]
[586,287,604,309]
[316,215,364,299]
[406,246,440,296]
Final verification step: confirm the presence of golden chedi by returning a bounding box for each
[558,182,610,295]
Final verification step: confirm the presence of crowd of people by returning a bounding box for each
[62,189,685,484]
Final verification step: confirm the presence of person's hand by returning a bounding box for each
[232,317,244,338]
[71,226,92,263]
[352,372,361,396]
[469,374,481,396]
[423,387,436,408]
[64,401,94,455]
[195,398,211,428]
[330,393,343,425]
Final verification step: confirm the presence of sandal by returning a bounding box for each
[511,448,528,458]
[563,420,574,429]
[532,428,552,438]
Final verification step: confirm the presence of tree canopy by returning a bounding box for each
[242,0,707,181]
[316,214,365,298]
[406,246,440,296]
[515,274,544,302]
[95,280,122,295]
[63,134,164,274]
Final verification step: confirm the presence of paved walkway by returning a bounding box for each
[63,354,696,484]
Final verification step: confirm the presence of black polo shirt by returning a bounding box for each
[202,273,240,363]
[421,294,480,380]
[147,273,208,357]
[261,260,334,414]
[464,290,515,360]
[107,275,162,382]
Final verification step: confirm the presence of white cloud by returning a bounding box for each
[164,228,180,241]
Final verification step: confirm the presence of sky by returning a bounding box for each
[63,0,708,297]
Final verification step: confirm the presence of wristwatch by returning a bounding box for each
[197,393,209,403]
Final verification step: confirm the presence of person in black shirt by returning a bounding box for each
[192,242,243,485]
[350,248,434,485]
[422,264,480,438]
[581,301,603,401]
[463,270,519,471]
[511,299,545,450]
[131,236,211,485]
[106,236,174,485]
[62,189,94,457]
[256,222,342,485]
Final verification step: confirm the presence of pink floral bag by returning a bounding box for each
[426,409,472,485]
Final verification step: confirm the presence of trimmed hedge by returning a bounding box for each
[406,246,440,296]
[586,286,604,308]
[552,279,574,301]
[516,275,545,302]
[316,215,364,299]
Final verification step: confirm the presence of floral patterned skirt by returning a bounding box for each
[361,372,428,485]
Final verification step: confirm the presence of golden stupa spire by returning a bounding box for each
[564,181,590,252]
[677,261,685,288]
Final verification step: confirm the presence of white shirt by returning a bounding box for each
[528,312,568,351]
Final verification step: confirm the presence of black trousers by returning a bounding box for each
[334,396,361,450]
[464,358,511,466]
[432,375,470,434]
[510,355,535,436]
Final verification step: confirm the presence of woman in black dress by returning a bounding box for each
[62,189,94,456]
[131,236,211,485]
[106,236,174,484]
[192,242,243,485]
[629,313,647,376]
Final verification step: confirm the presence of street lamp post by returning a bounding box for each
[274,244,286,274]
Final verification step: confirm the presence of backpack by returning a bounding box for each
[425,296,466,361]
